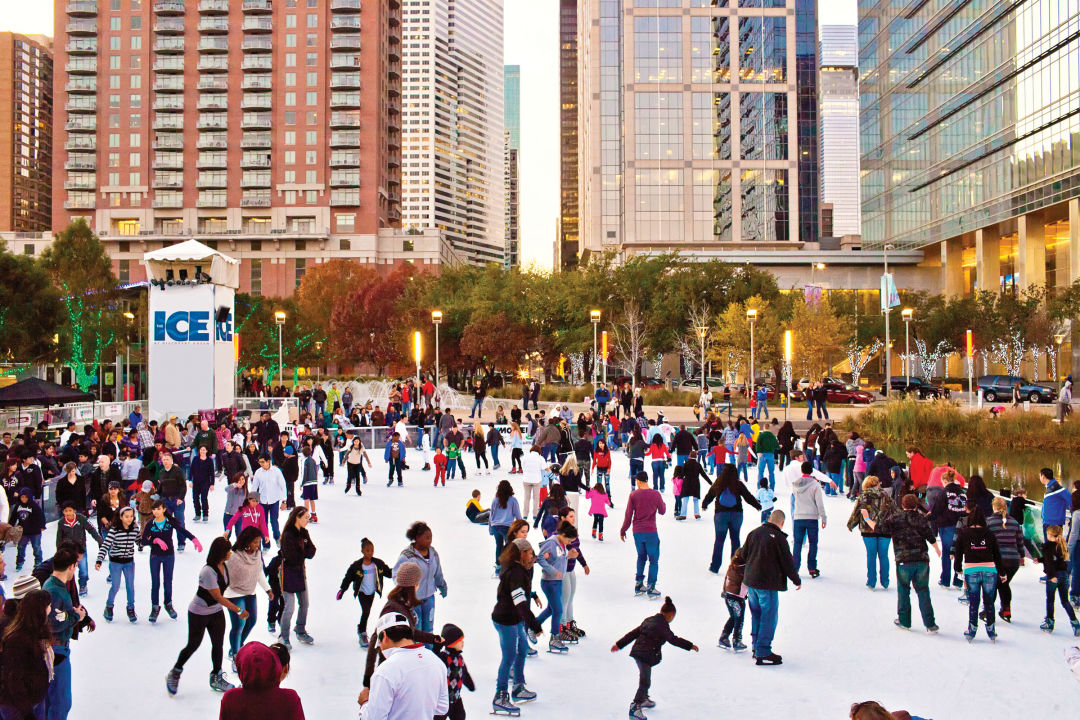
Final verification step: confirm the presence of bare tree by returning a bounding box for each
[846,339,882,385]
[610,303,650,388]
[990,331,1026,377]
[680,301,713,383]
[914,338,953,380]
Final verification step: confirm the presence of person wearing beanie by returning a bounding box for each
[218,641,306,720]
[223,474,249,541]
[136,478,157,531]
[491,535,543,714]
[435,622,474,720]
[11,488,45,572]
[223,493,270,546]
[612,596,698,720]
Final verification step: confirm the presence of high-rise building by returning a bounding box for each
[819,24,859,238]
[859,0,1080,304]
[51,0,441,297]
[0,33,52,233]
[401,0,505,265]
[558,0,579,269]
[577,0,819,258]
[504,63,520,268]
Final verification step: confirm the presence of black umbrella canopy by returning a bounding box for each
[0,378,95,408]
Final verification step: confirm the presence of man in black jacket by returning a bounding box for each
[874,494,941,631]
[255,412,280,452]
[155,451,189,552]
[742,509,801,666]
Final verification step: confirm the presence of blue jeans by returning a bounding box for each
[757,453,775,489]
[792,519,819,573]
[1071,552,1080,599]
[535,578,564,632]
[490,445,500,467]
[45,646,71,720]
[470,398,482,418]
[163,496,186,550]
[964,570,998,631]
[862,536,891,588]
[629,458,644,482]
[76,554,89,588]
[262,503,280,543]
[416,595,436,635]
[675,454,688,468]
[0,702,44,720]
[106,560,135,609]
[709,511,743,573]
[896,562,935,629]
[748,588,778,657]
[150,553,175,606]
[490,524,509,566]
[736,461,748,482]
[757,401,769,419]
[494,621,526,693]
[805,399,815,420]
[192,480,212,519]
[651,460,666,492]
[679,496,700,517]
[229,595,258,656]
[938,526,959,586]
[387,459,404,485]
[16,534,43,569]
[633,532,660,587]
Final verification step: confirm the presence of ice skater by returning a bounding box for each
[336,537,393,647]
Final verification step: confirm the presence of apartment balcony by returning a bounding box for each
[65,99,97,113]
[242,17,273,32]
[65,137,96,151]
[198,0,229,12]
[387,154,400,169]
[154,17,185,33]
[66,118,97,132]
[330,53,361,69]
[330,112,361,128]
[242,76,272,90]
[241,56,272,72]
[198,57,229,72]
[242,95,272,110]
[329,152,360,167]
[153,0,186,14]
[153,197,184,209]
[153,157,184,169]
[153,98,185,112]
[154,37,185,53]
[331,73,362,90]
[197,198,227,208]
[154,176,184,189]
[66,39,98,54]
[66,1,98,15]
[198,95,228,110]
[198,117,228,130]
[66,19,97,34]
[330,93,361,109]
[241,175,271,188]
[198,37,229,53]
[242,37,273,52]
[66,79,97,93]
[198,154,228,169]
[330,34,362,50]
[65,199,96,210]
[242,0,272,12]
[242,114,271,129]
[331,0,363,9]
[329,131,361,147]
[195,77,226,92]
[241,132,272,148]
[64,177,97,190]
[154,135,184,150]
[154,77,184,92]
[388,48,400,63]
[153,58,185,72]
[197,175,228,189]
[197,134,228,149]
[198,17,229,33]
[329,173,360,188]
[241,195,272,208]
[66,59,97,74]
[154,117,184,131]
[330,16,362,31]
[65,157,97,171]
[241,154,271,168]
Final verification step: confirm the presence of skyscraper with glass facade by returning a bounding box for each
[559,0,580,268]
[504,64,520,267]
[577,0,818,257]
[819,24,860,238]
[859,0,1080,300]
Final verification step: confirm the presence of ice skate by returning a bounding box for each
[164,603,178,620]
[629,702,647,720]
[209,671,234,692]
[166,667,182,696]
[103,605,113,622]
[127,606,137,623]
[511,684,537,703]
[548,635,569,653]
[149,605,161,623]
[646,585,661,600]
[296,631,314,645]
[1040,618,1054,633]
[634,582,645,597]
[718,635,731,650]
[491,691,520,716]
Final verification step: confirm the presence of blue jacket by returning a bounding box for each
[1041,480,1071,526]
[537,535,568,581]
[595,388,611,404]
[489,496,522,528]
[44,576,78,646]
[393,545,446,600]
[383,438,407,463]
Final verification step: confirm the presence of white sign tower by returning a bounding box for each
[143,240,240,420]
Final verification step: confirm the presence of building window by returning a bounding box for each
[634,16,682,83]
[635,169,683,243]
[286,72,296,86]
[287,14,297,28]
[737,16,786,83]
[250,259,262,295]
[118,259,130,283]
[691,17,730,83]
[635,93,683,160]
[295,258,306,288]
[307,14,318,28]
[337,213,355,232]
[739,92,788,160]
[693,92,731,160]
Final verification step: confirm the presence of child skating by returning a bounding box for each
[435,622,474,720]
[336,537,393,647]
[586,482,610,541]
[1040,525,1080,635]
[434,446,448,487]
[756,478,776,524]
[611,595,698,720]
[139,499,201,622]
[718,547,748,651]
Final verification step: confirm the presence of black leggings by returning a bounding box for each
[634,659,652,704]
[345,462,365,494]
[175,610,226,674]
[475,448,489,469]
[511,448,523,471]
[998,561,1019,612]
[592,515,604,533]
[358,592,375,634]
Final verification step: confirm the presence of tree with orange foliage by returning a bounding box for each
[329,266,415,375]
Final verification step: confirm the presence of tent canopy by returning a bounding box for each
[0,378,95,408]
[143,239,240,288]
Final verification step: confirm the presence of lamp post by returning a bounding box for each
[746,308,757,410]
[413,331,422,391]
[123,311,134,401]
[696,324,708,393]
[810,262,826,287]
[431,310,442,386]
[315,341,323,384]
[783,329,792,421]
[274,310,286,387]
[601,330,608,384]
[966,329,975,407]
[590,310,601,388]
[901,307,913,387]
[883,243,895,399]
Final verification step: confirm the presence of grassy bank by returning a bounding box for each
[839,398,1080,452]
[486,384,699,407]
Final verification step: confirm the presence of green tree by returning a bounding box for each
[0,245,62,369]
[785,296,852,378]
[714,295,785,384]
[234,295,319,383]
[39,220,125,391]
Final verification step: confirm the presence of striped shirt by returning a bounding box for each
[97,525,140,564]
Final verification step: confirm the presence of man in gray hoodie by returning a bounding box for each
[791,462,827,579]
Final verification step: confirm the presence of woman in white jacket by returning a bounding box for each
[225,526,273,667]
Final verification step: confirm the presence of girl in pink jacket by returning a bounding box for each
[223,493,269,541]
[585,482,610,541]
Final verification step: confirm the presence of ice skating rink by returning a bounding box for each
[59,451,1078,718]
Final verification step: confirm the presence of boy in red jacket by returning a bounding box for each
[433,447,448,487]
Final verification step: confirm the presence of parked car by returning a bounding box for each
[679,377,726,391]
[976,375,1056,403]
[738,384,778,400]
[792,382,875,405]
[879,377,951,399]
[797,376,846,391]
[611,375,665,389]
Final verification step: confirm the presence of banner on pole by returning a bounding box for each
[880,274,900,312]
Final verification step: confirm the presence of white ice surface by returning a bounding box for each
[29,450,1079,719]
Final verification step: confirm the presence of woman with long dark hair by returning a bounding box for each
[489,480,522,576]
[278,507,316,648]
[225,526,273,666]
[166,537,248,695]
[702,464,761,574]
[0,589,53,719]
[491,538,544,714]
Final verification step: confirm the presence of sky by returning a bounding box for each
[5,0,858,268]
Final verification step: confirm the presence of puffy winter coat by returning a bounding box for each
[615,613,693,667]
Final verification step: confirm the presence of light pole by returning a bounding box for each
[783,329,792,421]
[746,308,757,410]
[274,310,286,387]
[601,330,608,384]
[431,310,442,386]
[315,341,323,384]
[123,311,135,401]
[901,307,913,387]
[883,243,895,399]
[413,331,422,392]
[810,262,826,288]
[696,324,708,393]
[590,310,601,388]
